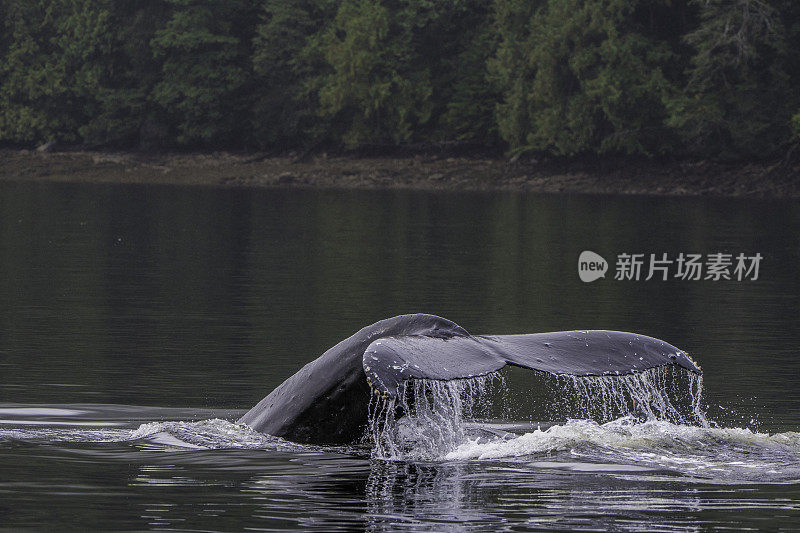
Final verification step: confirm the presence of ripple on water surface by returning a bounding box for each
[2,396,800,531]
[2,400,800,484]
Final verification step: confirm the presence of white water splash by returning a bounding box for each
[368,373,503,460]
[553,366,708,426]
[443,417,800,482]
[130,419,288,449]
[368,367,710,461]
[1,418,297,451]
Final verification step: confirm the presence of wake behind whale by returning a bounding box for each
[4,411,800,483]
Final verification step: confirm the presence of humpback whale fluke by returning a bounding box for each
[238,314,700,444]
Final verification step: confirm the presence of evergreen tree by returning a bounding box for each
[489,0,539,150]
[786,0,800,143]
[316,0,499,149]
[317,0,435,147]
[0,0,796,155]
[492,0,681,156]
[150,0,258,147]
[0,0,113,144]
[80,1,171,148]
[441,11,501,147]
[425,0,499,146]
[251,0,337,149]
[667,0,795,158]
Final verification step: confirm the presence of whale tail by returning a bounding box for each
[364,329,700,398]
[239,314,700,444]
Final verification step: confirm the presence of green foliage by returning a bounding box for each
[80,1,171,147]
[435,0,500,145]
[489,0,541,150]
[0,0,113,143]
[316,0,433,147]
[492,0,679,156]
[0,0,797,157]
[251,0,336,149]
[316,0,500,148]
[150,0,257,146]
[666,0,794,158]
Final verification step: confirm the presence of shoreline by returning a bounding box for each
[1,149,798,198]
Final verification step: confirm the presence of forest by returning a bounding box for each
[1,0,798,160]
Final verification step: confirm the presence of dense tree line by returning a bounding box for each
[1,0,798,159]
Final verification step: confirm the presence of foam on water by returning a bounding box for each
[4,368,799,483]
[445,417,800,460]
[130,419,291,449]
[363,368,800,481]
[445,417,800,482]
[1,418,298,451]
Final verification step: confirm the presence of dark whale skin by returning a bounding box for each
[238,314,466,444]
[238,314,699,444]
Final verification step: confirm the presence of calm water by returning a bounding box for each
[1,180,799,531]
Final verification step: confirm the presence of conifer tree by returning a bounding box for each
[492,0,681,156]
[80,1,170,148]
[150,0,257,147]
[0,0,113,143]
[251,0,336,149]
[666,0,794,158]
[317,0,435,147]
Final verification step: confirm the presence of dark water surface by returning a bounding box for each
[1,181,799,531]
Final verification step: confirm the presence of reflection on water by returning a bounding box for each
[1,181,800,530]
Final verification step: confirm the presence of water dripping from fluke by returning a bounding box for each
[366,367,709,461]
[367,373,505,460]
[550,366,708,427]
